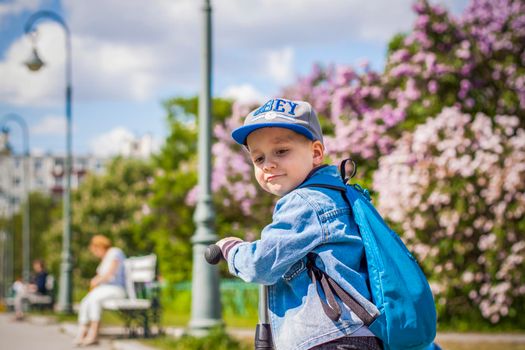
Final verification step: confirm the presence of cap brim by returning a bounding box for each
[231,123,315,145]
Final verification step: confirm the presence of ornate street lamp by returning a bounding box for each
[24,10,74,314]
[0,114,31,284]
[189,0,222,335]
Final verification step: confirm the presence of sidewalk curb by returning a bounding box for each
[111,340,157,350]
[61,322,159,350]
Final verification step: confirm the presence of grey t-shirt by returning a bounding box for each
[96,247,126,288]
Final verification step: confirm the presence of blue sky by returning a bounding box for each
[0,0,468,157]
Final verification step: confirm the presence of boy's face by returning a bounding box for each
[246,127,324,197]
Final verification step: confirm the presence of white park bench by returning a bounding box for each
[5,274,55,312]
[102,254,162,337]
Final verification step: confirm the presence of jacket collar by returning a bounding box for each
[299,164,344,189]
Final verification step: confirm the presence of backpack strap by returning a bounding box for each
[339,158,357,184]
[306,253,375,326]
[302,183,376,326]
[305,183,371,202]
[306,253,342,321]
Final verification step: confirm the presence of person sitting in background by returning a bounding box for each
[74,235,126,346]
[11,277,25,296]
[13,259,48,321]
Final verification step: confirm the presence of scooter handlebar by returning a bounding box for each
[205,244,223,265]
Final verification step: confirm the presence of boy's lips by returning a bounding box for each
[266,174,284,182]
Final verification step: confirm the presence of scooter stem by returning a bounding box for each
[254,285,273,349]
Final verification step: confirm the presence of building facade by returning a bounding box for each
[0,154,107,216]
[0,132,156,216]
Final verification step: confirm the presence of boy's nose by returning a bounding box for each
[263,158,277,171]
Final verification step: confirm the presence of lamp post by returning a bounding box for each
[189,0,222,335]
[0,114,31,284]
[0,137,15,301]
[24,10,74,314]
[0,170,15,301]
[0,230,8,299]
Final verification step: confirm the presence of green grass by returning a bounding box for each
[142,327,252,350]
[438,320,525,333]
[160,287,258,329]
[156,308,257,329]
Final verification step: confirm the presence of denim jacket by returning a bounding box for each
[226,165,380,350]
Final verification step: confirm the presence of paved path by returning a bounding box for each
[0,313,111,350]
[2,312,525,350]
[0,313,156,350]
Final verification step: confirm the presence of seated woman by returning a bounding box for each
[74,235,126,346]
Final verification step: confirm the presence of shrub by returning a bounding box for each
[373,107,525,325]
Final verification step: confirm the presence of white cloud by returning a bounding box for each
[89,127,161,158]
[31,115,66,135]
[89,127,134,157]
[30,147,46,156]
[77,39,159,101]
[214,0,414,45]
[266,47,295,85]
[0,0,470,106]
[0,0,41,22]
[64,0,200,100]
[222,84,265,104]
[0,23,62,106]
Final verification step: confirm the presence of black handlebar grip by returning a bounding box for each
[205,244,223,265]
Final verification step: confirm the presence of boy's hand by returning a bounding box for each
[216,237,243,260]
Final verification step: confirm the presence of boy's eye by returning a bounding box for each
[253,156,264,164]
[276,149,288,156]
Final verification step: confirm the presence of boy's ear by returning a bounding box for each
[312,141,324,166]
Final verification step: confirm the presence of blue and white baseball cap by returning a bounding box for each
[231,98,323,145]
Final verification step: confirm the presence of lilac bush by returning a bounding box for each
[404,0,525,118]
[211,0,524,209]
[373,107,525,323]
[283,62,393,163]
[211,102,257,214]
[207,0,525,324]
[282,0,525,162]
[210,102,277,236]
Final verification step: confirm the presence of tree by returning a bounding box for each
[144,96,237,283]
[44,157,155,284]
[28,192,60,272]
[0,191,58,280]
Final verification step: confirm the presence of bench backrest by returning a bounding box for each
[124,254,157,300]
[46,275,55,294]
[46,274,56,300]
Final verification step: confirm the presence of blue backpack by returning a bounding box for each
[303,160,437,350]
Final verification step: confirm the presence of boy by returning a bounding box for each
[216,98,383,350]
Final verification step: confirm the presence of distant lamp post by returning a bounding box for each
[0,127,11,155]
[189,0,222,336]
[24,34,45,71]
[24,10,74,314]
[0,114,31,284]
